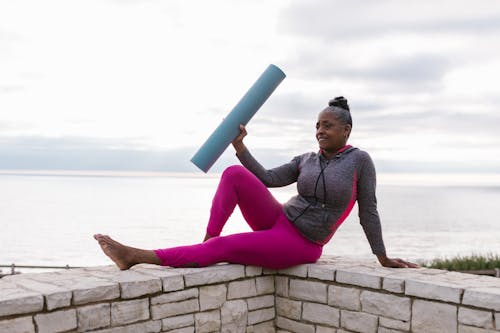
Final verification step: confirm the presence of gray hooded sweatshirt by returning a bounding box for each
[237,146,386,256]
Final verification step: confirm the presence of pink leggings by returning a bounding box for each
[154,165,322,269]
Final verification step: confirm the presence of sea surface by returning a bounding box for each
[1,170,500,273]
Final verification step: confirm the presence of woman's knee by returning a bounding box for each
[222,165,245,174]
[221,165,251,183]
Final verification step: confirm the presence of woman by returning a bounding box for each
[94,97,418,270]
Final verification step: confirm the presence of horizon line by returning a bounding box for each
[2,169,500,186]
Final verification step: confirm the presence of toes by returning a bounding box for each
[94,233,109,241]
[94,234,113,244]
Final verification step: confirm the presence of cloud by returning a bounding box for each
[0,136,193,171]
[353,104,500,136]
[373,158,500,173]
[0,135,278,173]
[0,85,24,94]
[262,92,321,120]
[0,27,22,44]
[354,55,450,84]
[286,53,451,91]
[1,1,499,175]
[280,0,500,39]
[0,134,310,173]
[278,1,500,96]
[0,121,12,131]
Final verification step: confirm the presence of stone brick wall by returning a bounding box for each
[1,256,499,333]
[274,257,500,333]
[0,264,275,333]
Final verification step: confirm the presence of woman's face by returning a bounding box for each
[316,110,351,154]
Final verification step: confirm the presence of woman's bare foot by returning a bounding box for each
[94,234,136,270]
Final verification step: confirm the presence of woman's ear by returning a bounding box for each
[345,124,352,136]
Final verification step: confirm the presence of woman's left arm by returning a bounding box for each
[357,152,419,268]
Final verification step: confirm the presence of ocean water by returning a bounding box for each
[1,170,500,272]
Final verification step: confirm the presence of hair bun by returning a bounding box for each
[328,96,350,111]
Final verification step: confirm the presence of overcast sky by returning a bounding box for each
[1,0,500,173]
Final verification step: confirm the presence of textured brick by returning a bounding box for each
[341,309,377,333]
[151,299,199,320]
[195,310,220,333]
[77,303,110,331]
[289,279,327,303]
[247,295,274,310]
[360,290,411,321]
[91,320,161,333]
[378,327,407,333]
[0,285,43,317]
[276,296,301,320]
[131,265,185,292]
[246,266,263,277]
[161,314,194,331]
[166,327,194,333]
[34,309,77,333]
[248,308,275,325]
[336,268,381,289]
[308,265,335,281]
[382,276,405,293]
[279,265,309,278]
[184,265,245,287]
[302,302,339,327]
[111,299,149,326]
[151,288,198,305]
[256,276,275,295]
[328,285,360,310]
[69,279,120,305]
[275,276,289,297]
[199,284,227,310]
[463,288,500,311]
[276,316,315,333]
[0,316,35,333]
[9,278,71,310]
[161,275,185,292]
[30,272,120,306]
[406,278,463,303]
[246,320,275,333]
[458,325,498,333]
[379,317,410,331]
[316,326,337,333]
[228,279,257,299]
[458,307,494,329]
[86,268,162,298]
[221,300,247,332]
[412,299,457,333]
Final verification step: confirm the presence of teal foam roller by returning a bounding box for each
[191,64,286,172]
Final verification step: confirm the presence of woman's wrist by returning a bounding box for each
[376,254,389,264]
[233,143,247,155]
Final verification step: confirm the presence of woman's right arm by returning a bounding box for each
[232,125,299,187]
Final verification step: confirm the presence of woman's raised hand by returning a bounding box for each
[232,124,248,154]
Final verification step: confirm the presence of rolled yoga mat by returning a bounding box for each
[191,64,286,173]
